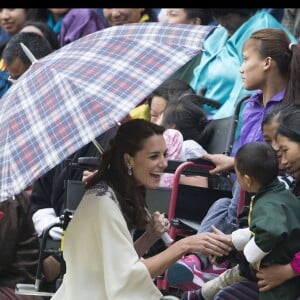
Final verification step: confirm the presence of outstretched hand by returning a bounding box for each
[201,153,235,175]
[209,225,232,263]
[185,230,232,258]
[145,211,170,239]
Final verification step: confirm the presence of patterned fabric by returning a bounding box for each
[0,22,214,202]
[214,280,259,299]
[160,129,183,188]
[51,184,163,299]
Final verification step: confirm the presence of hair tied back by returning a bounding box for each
[289,42,297,51]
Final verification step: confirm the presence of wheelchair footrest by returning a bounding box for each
[171,218,199,233]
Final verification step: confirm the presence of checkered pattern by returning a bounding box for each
[0,22,214,201]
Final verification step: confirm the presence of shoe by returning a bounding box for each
[201,265,245,300]
[167,254,205,291]
[203,261,229,275]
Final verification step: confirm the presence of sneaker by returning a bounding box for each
[201,265,246,300]
[167,254,205,291]
[203,261,229,275]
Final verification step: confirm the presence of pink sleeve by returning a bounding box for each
[290,252,300,274]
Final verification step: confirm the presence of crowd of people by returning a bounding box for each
[1,7,300,300]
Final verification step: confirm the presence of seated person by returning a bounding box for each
[189,9,296,119]
[0,192,43,300]
[129,78,195,121]
[159,95,214,188]
[167,104,295,292]
[201,142,300,299]
[30,127,117,284]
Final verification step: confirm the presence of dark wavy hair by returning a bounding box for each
[86,119,165,230]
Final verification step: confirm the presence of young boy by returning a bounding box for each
[201,142,300,300]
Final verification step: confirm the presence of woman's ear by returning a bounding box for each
[123,153,132,167]
[264,56,272,71]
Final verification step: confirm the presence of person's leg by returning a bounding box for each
[198,181,241,234]
[167,183,242,290]
[180,280,258,300]
[213,280,259,300]
[197,198,233,233]
[201,265,247,300]
[167,182,241,289]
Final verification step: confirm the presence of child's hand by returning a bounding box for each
[211,225,232,245]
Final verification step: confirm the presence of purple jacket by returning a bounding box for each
[231,89,284,156]
[59,9,105,46]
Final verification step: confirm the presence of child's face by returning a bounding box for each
[263,120,284,169]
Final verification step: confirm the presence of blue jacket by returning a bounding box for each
[190,9,296,119]
[0,70,11,98]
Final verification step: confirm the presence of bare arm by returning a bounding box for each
[134,211,170,257]
[142,232,232,279]
[201,153,235,175]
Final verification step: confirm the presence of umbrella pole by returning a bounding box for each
[55,158,74,289]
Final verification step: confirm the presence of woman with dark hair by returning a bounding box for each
[190,8,296,119]
[0,9,47,37]
[162,9,212,25]
[51,119,231,300]
[181,104,300,300]
[167,26,300,286]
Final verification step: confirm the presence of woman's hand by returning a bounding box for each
[256,263,298,292]
[145,211,170,240]
[211,225,232,240]
[184,231,232,257]
[134,211,170,257]
[209,225,232,264]
[82,170,98,184]
[201,153,235,175]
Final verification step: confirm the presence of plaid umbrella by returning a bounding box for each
[0,22,214,202]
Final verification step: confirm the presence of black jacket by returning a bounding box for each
[30,127,117,216]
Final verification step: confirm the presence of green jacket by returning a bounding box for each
[250,178,300,299]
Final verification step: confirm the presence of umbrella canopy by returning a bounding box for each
[0,22,214,202]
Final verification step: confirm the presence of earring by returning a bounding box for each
[127,165,132,176]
